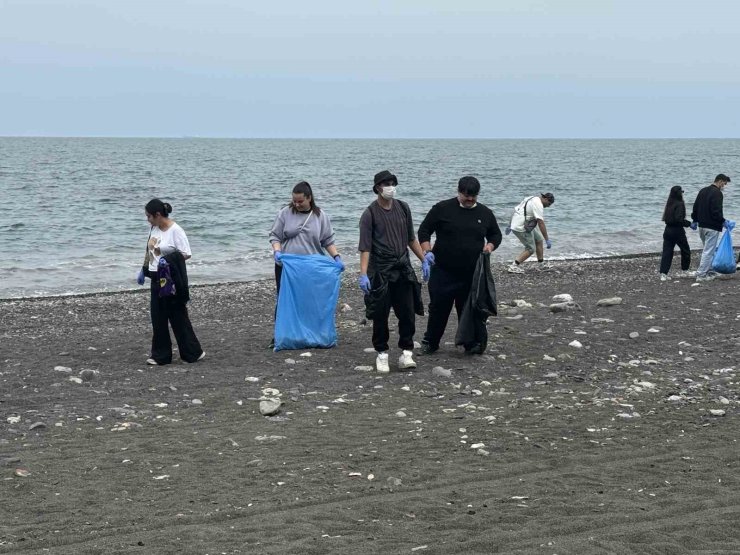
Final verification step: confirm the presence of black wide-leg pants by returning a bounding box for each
[150,278,203,364]
[423,265,475,349]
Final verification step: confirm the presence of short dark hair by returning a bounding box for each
[541,192,555,204]
[715,174,731,183]
[457,176,480,196]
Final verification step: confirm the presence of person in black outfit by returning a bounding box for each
[659,185,692,281]
[417,176,502,355]
[691,173,731,281]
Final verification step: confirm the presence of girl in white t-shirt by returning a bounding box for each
[143,198,205,366]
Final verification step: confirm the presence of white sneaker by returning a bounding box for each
[696,274,716,282]
[398,350,417,369]
[536,262,553,272]
[376,352,390,373]
[507,263,525,274]
[197,351,206,361]
[660,273,670,281]
[146,358,158,365]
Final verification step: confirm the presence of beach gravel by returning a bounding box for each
[2,255,740,553]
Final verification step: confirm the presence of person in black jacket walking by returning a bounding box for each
[691,174,731,281]
[659,186,692,281]
[417,176,502,355]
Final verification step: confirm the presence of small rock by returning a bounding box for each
[552,294,573,303]
[506,314,524,320]
[432,367,452,378]
[29,422,46,431]
[6,416,21,424]
[647,327,661,333]
[550,302,581,313]
[340,303,352,312]
[363,347,376,353]
[597,297,623,307]
[718,396,730,405]
[354,365,374,372]
[667,395,682,402]
[299,352,312,357]
[387,477,402,487]
[68,376,83,384]
[590,318,614,324]
[245,376,260,382]
[54,366,72,373]
[79,369,98,381]
[395,411,407,418]
[284,358,296,365]
[470,442,485,449]
[709,409,726,417]
[629,332,640,339]
[512,299,532,308]
[191,399,203,405]
[568,340,583,349]
[14,468,31,478]
[543,355,556,361]
[414,341,422,349]
[259,399,282,416]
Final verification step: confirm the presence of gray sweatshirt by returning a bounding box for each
[269,206,336,255]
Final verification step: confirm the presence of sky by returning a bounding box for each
[1,0,739,138]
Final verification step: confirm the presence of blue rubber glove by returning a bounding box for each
[424,251,435,266]
[723,219,735,231]
[136,269,145,285]
[422,260,431,282]
[273,250,283,266]
[545,239,552,249]
[359,274,371,295]
[504,226,512,236]
[333,254,345,271]
[689,221,698,231]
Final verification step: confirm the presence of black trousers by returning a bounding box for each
[372,279,416,352]
[150,278,203,364]
[423,265,477,348]
[660,226,691,274]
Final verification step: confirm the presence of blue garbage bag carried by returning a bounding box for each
[711,220,736,274]
[274,254,342,351]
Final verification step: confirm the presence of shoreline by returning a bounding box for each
[2,246,732,303]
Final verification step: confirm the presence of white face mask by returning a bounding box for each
[380,186,396,200]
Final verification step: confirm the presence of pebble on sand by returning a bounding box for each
[597,297,623,307]
[260,399,282,416]
[552,294,573,303]
[569,340,583,349]
[629,332,640,339]
[709,409,726,417]
[432,367,452,378]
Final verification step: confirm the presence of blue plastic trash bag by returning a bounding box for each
[711,221,736,274]
[274,254,342,351]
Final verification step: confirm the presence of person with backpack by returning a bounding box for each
[141,198,205,366]
[506,192,555,273]
[691,174,732,282]
[659,186,692,281]
[358,170,425,373]
[417,176,502,355]
[268,181,345,349]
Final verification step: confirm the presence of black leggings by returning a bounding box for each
[660,226,691,274]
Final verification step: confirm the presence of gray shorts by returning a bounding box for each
[513,227,544,253]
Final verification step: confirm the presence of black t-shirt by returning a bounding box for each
[418,198,502,275]
[358,200,415,256]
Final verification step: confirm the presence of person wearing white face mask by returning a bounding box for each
[358,170,426,373]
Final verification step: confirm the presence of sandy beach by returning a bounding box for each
[2,255,740,554]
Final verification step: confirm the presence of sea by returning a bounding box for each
[1,137,738,299]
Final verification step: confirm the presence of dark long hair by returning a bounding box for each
[145,198,172,218]
[290,181,321,215]
[662,186,685,222]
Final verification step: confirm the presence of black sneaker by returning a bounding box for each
[420,341,438,355]
[267,339,275,350]
[464,342,486,355]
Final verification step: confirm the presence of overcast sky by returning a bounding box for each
[1,0,739,138]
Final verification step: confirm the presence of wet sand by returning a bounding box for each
[2,255,740,554]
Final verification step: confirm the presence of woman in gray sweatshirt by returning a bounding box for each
[268,181,344,347]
